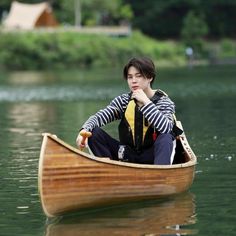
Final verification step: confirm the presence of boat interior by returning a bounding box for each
[172,138,190,164]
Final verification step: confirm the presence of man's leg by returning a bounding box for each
[153,133,176,165]
[88,127,120,160]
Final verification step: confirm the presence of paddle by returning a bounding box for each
[79,130,92,150]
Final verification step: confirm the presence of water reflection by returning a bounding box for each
[0,69,126,103]
[45,192,197,236]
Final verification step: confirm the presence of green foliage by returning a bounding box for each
[181,10,208,54]
[125,0,236,39]
[0,30,186,70]
[206,38,236,60]
[119,4,133,21]
[220,39,236,58]
[51,0,133,26]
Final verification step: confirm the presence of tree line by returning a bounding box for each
[0,0,235,39]
[125,0,236,39]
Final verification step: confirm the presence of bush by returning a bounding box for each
[0,30,186,70]
[205,38,236,61]
[181,11,208,56]
[220,39,236,58]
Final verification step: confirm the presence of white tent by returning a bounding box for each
[3,1,58,29]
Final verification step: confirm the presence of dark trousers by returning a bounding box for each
[88,127,175,165]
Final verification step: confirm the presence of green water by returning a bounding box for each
[0,65,235,235]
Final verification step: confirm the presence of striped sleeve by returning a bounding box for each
[140,95,175,133]
[81,94,129,132]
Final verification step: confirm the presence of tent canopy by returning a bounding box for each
[3,1,58,29]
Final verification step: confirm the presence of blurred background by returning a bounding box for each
[0,0,236,69]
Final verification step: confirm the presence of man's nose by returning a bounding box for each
[131,77,138,82]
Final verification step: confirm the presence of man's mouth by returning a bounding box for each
[132,86,139,90]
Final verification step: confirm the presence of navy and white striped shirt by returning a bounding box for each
[82,92,175,134]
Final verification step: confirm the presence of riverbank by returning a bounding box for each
[0,29,235,70]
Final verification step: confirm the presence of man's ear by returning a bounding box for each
[148,77,153,83]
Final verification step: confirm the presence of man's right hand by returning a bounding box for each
[76,129,92,149]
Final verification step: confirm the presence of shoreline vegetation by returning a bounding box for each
[0,28,235,71]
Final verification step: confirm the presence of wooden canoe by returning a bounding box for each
[38,122,197,217]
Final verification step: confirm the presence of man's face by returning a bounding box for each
[127,66,152,92]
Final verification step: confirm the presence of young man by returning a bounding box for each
[76,57,178,165]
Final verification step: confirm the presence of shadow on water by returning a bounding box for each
[45,192,197,236]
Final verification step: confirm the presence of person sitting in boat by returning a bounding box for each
[76,57,181,165]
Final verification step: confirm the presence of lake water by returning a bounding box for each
[0,65,235,235]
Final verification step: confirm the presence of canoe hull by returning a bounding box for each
[38,130,196,217]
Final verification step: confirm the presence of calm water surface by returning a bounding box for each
[0,66,235,235]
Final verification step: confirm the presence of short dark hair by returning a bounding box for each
[123,57,156,86]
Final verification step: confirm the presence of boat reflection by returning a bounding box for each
[45,192,197,236]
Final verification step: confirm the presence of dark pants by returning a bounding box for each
[88,127,175,165]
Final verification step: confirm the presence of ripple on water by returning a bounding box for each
[0,86,123,102]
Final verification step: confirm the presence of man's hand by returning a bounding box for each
[131,89,151,107]
[76,129,92,149]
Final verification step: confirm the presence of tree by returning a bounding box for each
[74,0,81,26]
[124,0,191,38]
[181,10,208,53]
[124,0,236,39]
[52,0,133,26]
